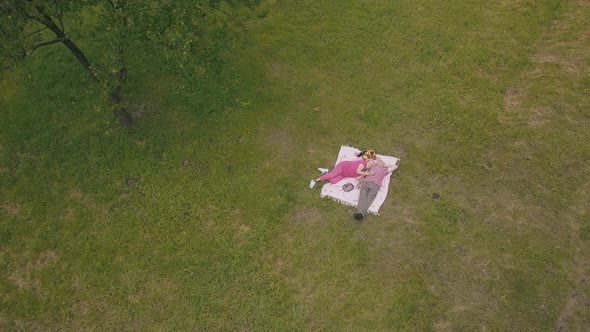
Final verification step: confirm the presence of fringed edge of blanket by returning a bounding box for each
[320,192,356,208]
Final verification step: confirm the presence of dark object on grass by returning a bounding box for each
[126,177,139,186]
[432,193,440,199]
[118,68,128,83]
[114,107,133,128]
[354,213,364,220]
[342,183,354,192]
[108,85,122,104]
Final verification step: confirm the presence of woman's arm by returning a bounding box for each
[356,163,371,176]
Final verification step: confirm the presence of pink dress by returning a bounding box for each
[319,159,367,184]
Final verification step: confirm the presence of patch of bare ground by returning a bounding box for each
[555,183,590,330]
[556,289,589,331]
[528,106,553,127]
[129,136,147,147]
[434,320,453,332]
[6,320,47,331]
[533,49,582,75]
[1,202,21,217]
[267,61,283,78]
[127,277,179,306]
[69,297,143,330]
[60,207,77,223]
[68,187,85,201]
[292,207,321,225]
[8,250,59,298]
[501,0,589,127]
[503,87,525,113]
[70,300,92,321]
[532,1,589,77]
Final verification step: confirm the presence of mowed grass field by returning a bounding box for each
[1,0,589,330]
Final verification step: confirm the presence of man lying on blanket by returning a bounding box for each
[354,159,398,220]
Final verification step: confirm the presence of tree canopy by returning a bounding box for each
[1,0,261,126]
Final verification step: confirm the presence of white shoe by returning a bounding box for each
[309,180,316,189]
[317,168,329,174]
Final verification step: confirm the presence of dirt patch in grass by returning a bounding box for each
[127,276,180,319]
[528,106,553,127]
[68,187,85,201]
[555,290,589,331]
[1,202,21,217]
[8,250,59,298]
[292,207,321,225]
[60,207,77,223]
[70,300,92,320]
[533,48,582,75]
[267,61,283,78]
[503,87,525,112]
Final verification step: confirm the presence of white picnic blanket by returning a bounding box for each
[320,145,399,215]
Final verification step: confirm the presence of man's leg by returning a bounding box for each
[364,182,380,212]
[356,182,379,216]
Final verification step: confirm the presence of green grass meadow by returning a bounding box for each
[1,0,589,330]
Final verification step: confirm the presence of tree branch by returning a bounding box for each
[126,6,161,15]
[28,26,49,36]
[31,38,63,51]
[26,13,46,24]
[55,10,65,31]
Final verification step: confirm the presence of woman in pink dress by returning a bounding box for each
[309,150,377,188]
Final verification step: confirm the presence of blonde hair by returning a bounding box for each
[361,149,377,161]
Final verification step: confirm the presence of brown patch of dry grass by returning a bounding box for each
[527,106,553,127]
[60,207,77,223]
[267,61,283,77]
[501,0,589,127]
[128,277,179,305]
[556,290,589,331]
[503,87,525,112]
[68,187,85,201]
[8,250,59,299]
[533,49,582,75]
[292,207,321,225]
[1,202,21,217]
[70,300,92,321]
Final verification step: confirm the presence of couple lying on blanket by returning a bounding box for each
[309,149,399,220]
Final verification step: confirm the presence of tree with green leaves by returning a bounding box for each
[0,0,99,80]
[1,0,261,126]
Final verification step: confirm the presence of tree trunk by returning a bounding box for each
[38,15,98,81]
[61,38,97,81]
